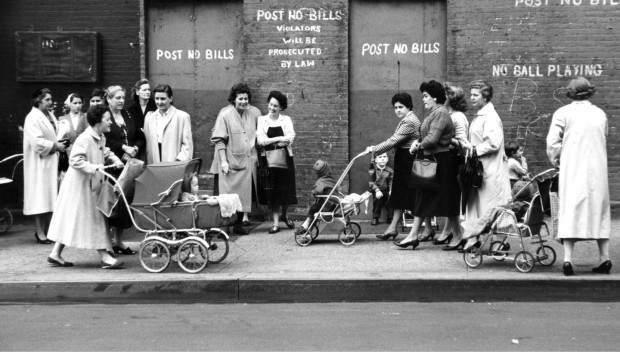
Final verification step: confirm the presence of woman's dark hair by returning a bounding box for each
[69,93,84,103]
[419,80,446,104]
[505,140,521,158]
[153,84,173,98]
[90,88,105,100]
[267,90,287,111]
[566,76,595,100]
[444,83,468,113]
[469,80,493,102]
[227,83,252,104]
[86,104,109,126]
[391,92,413,110]
[132,78,151,103]
[31,88,52,108]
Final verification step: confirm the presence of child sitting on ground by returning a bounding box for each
[368,152,394,225]
[295,160,338,234]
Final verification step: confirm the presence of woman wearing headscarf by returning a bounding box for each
[546,77,611,276]
[23,88,66,244]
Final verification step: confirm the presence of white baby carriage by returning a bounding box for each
[295,151,372,246]
[0,154,23,233]
[463,169,558,273]
[99,159,235,273]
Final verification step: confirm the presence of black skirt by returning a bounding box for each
[257,150,298,207]
[413,151,460,217]
[387,148,416,211]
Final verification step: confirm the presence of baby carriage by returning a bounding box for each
[295,151,372,246]
[99,159,235,273]
[463,168,558,273]
[0,154,23,233]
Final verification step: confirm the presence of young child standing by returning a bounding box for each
[368,153,394,225]
[295,160,338,234]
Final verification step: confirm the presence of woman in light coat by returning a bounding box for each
[23,88,67,244]
[47,105,124,268]
[463,80,511,250]
[546,77,611,276]
[144,84,193,164]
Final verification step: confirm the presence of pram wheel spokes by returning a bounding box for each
[463,247,483,268]
[205,230,230,264]
[295,227,314,246]
[338,224,358,246]
[514,251,535,273]
[139,238,171,273]
[536,245,556,266]
[0,208,13,233]
[348,222,362,239]
[490,241,509,261]
[177,239,209,273]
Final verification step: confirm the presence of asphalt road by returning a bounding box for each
[0,302,618,351]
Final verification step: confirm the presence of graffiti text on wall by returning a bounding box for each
[516,0,620,7]
[492,64,603,77]
[155,49,234,61]
[360,42,441,56]
[256,8,346,69]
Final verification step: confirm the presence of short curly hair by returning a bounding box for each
[469,80,493,102]
[444,83,468,113]
[86,104,109,126]
[267,90,288,111]
[420,80,447,104]
[228,83,252,105]
[391,92,413,110]
[31,88,52,108]
[566,77,595,100]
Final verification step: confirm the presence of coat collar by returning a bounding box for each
[30,107,58,134]
[86,126,103,141]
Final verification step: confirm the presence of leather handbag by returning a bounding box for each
[470,149,484,188]
[409,151,439,191]
[265,148,288,169]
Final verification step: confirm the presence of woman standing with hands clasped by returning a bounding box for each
[546,77,611,276]
[256,91,298,233]
[394,80,461,250]
[365,93,421,241]
[127,78,157,130]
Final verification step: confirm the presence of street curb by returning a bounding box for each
[2,278,620,304]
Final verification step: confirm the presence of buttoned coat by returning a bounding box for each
[22,107,60,215]
[47,127,121,250]
[143,106,193,164]
[58,112,88,154]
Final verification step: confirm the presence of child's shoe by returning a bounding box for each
[371,218,379,226]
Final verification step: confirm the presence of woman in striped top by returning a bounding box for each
[366,93,421,241]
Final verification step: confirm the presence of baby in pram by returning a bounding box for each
[295,159,338,234]
[180,173,217,205]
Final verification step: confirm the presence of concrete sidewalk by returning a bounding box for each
[1,216,619,304]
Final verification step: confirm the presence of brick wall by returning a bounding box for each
[242,0,349,210]
[447,0,620,199]
[0,0,141,206]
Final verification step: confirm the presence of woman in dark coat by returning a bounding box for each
[365,93,421,241]
[126,78,156,130]
[104,85,146,255]
[394,80,461,250]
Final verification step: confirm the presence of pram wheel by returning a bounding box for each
[139,238,171,273]
[205,230,229,264]
[514,251,535,273]
[295,227,313,246]
[177,239,209,273]
[348,222,362,239]
[536,245,556,266]
[463,247,483,268]
[490,241,508,261]
[338,226,357,246]
[310,224,319,240]
[0,208,13,233]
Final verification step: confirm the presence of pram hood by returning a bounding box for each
[132,159,201,206]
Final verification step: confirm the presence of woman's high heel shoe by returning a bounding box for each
[418,230,436,242]
[432,233,452,245]
[376,230,398,241]
[34,231,53,244]
[563,262,575,276]
[393,238,420,250]
[442,239,466,251]
[592,260,612,274]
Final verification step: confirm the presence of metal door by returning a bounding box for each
[146,0,243,168]
[349,0,446,218]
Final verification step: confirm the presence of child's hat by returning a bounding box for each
[313,159,331,175]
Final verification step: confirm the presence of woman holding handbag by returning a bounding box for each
[256,91,298,233]
[394,80,461,250]
[462,80,512,251]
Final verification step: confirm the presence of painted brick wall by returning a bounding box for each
[447,0,620,199]
[0,0,141,206]
[242,0,349,210]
